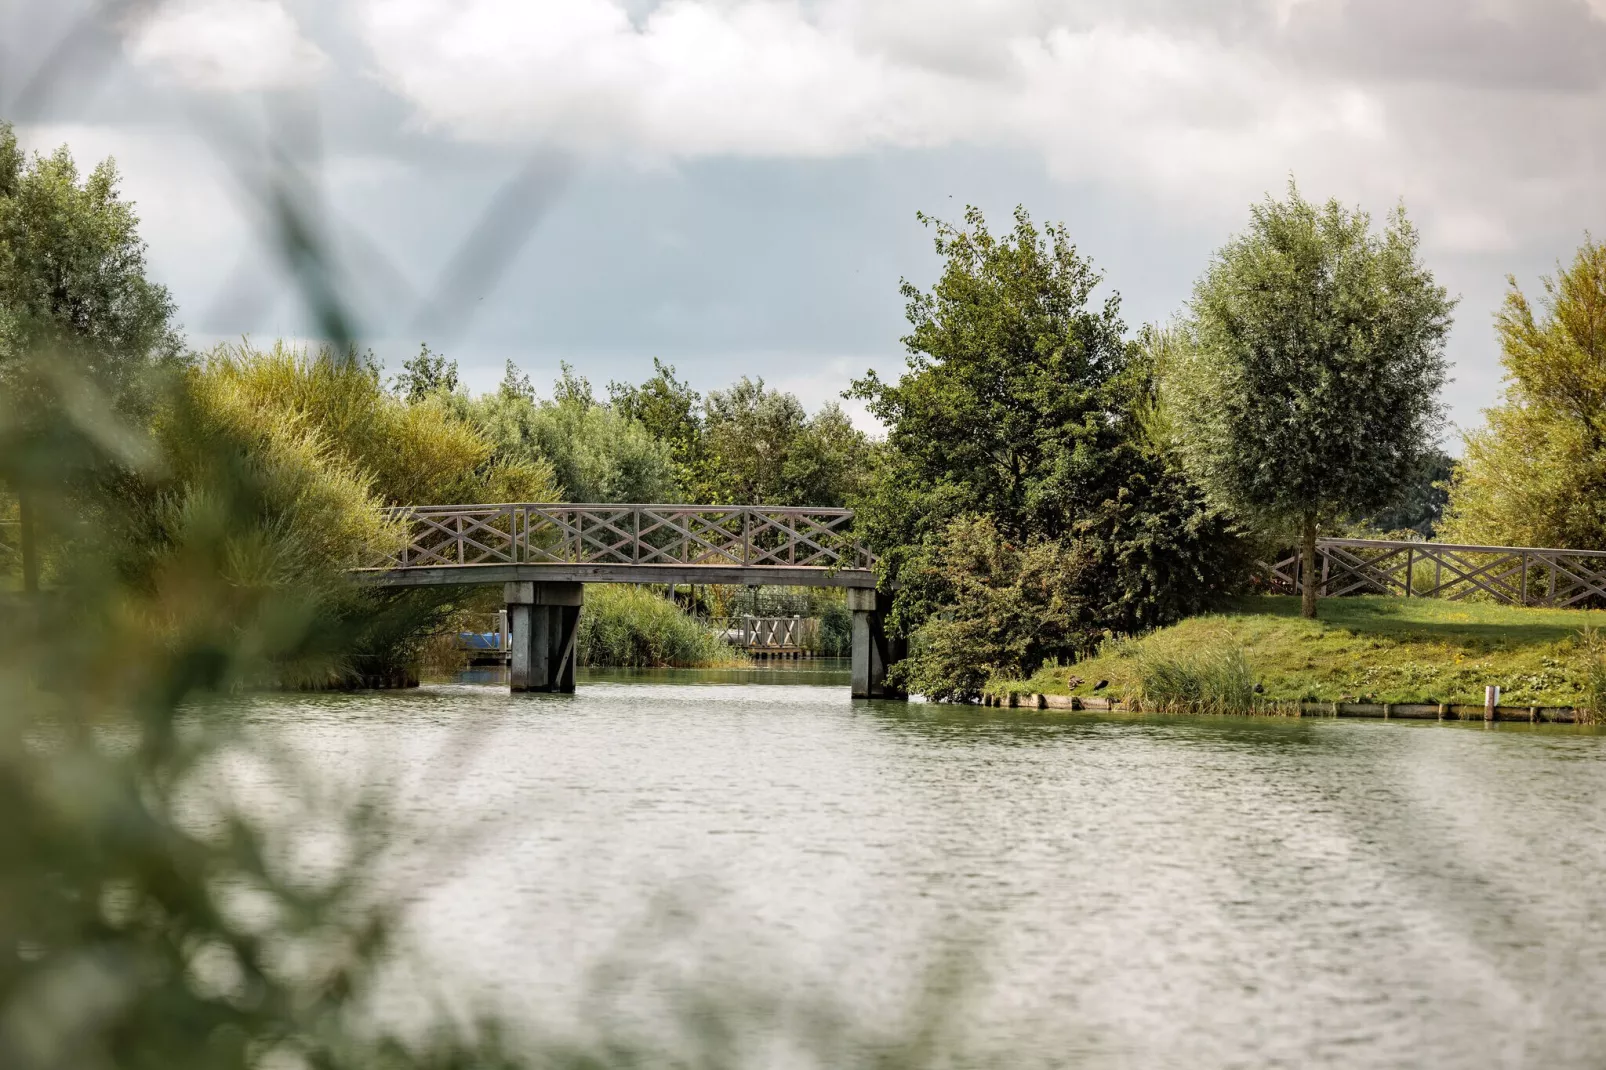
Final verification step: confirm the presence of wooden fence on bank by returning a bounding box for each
[1266,538,1606,608]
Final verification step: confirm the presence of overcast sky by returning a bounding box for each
[4,0,1605,441]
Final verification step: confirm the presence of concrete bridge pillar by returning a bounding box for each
[848,587,905,700]
[506,581,583,693]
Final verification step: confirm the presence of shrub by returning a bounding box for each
[578,585,746,667]
[890,516,1095,702]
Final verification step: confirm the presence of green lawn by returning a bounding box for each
[996,596,1606,707]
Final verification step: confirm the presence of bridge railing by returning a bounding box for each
[382,504,873,571]
[708,615,819,651]
[1263,537,1606,607]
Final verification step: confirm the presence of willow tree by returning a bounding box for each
[1441,238,1606,549]
[1163,185,1454,618]
[0,122,183,592]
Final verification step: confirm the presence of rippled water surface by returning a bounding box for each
[237,665,1606,1068]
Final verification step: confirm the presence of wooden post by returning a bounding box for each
[1485,684,1500,723]
[1520,552,1529,605]
[508,603,535,690]
[1405,547,1414,598]
[848,586,879,698]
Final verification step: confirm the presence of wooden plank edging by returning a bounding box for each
[983,694,1589,724]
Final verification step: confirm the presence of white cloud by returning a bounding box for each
[348,0,1606,254]
[126,0,327,92]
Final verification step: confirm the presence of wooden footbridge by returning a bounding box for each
[355,504,900,697]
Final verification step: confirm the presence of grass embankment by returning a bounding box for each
[993,596,1606,709]
[578,584,748,668]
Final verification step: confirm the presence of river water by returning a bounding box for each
[233,663,1606,1068]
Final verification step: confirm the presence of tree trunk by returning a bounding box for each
[19,489,39,595]
[1300,513,1318,620]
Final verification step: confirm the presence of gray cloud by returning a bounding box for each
[4,0,1605,440]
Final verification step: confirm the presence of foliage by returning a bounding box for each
[577,584,745,667]
[392,342,459,402]
[1441,238,1606,549]
[201,341,557,507]
[0,370,553,1070]
[1353,447,1454,539]
[996,595,1606,708]
[851,205,1129,541]
[608,362,873,507]
[464,363,678,503]
[0,122,183,410]
[851,206,1250,696]
[1160,183,1455,616]
[609,357,708,489]
[699,378,871,506]
[889,515,1094,703]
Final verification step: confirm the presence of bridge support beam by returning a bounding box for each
[506,582,583,693]
[848,588,905,700]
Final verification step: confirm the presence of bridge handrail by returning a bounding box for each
[378,503,873,571]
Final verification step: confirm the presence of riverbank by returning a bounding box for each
[989,596,1606,712]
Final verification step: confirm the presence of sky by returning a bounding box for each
[4,0,1605,441]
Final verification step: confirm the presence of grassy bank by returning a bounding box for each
[579,584,748,668]
[991,596,1606,709]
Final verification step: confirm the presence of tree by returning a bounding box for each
[0,122,183,591]
[1441,238,1606,549]
[852,207,1249,692]
[608,357,706,485]
[466,362,680,503]
[851,206,1128,540]
[699,377,870,506]
[1162,184,1454,618]
[392,343,458,402]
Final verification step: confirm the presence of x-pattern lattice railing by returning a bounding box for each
[710,616,819,650]
[382,504,872,571]
[1264,537,1606,607]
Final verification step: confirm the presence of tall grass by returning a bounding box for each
[579,584,747,667]
[1136,643,1258,714]
[1574,627,1606,725]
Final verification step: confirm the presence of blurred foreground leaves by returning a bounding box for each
[0,361,990,1068]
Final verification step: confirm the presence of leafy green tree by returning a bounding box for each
[0,122,184,591]
[1442,238,1606,549]
[608,357,707,484]
[466,362,679,503]
[699,377,870,506]
[852,206,1128,538]
[1162,184,1454,617]
[0,122,183,398]
[392,342,459,402]
[852,207,1248,693]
